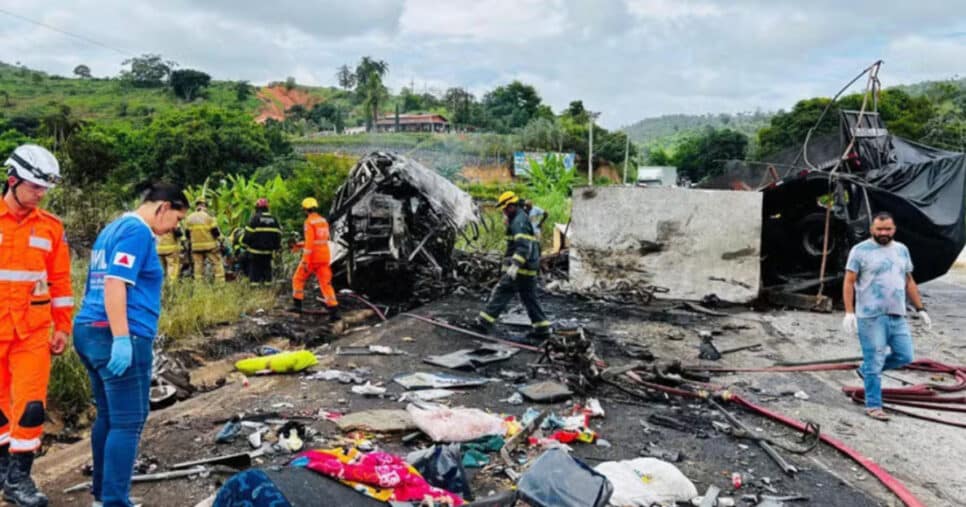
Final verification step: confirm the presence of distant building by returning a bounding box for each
[375,113,450,133]
[636,166,678,187]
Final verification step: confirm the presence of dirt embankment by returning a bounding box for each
[255,85,319,123]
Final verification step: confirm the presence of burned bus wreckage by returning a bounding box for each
[325,152,489,303]
[708,109,966,296]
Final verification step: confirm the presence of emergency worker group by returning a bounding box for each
[0,144,351,507]
[0,137,575,507]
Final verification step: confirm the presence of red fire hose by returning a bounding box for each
[728,393,926,507]
[626,375,931,507]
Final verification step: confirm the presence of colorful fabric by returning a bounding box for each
[291,448,464,505]
[845,239,913,318]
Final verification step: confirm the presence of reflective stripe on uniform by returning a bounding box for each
[479,312,496,323]
[502,266,537,276]
[245,227,282,233]
[0,270,46,282]
[532,321,551,328]
[10,437,40,452]
[513,233,538,242]
[28,236,51,251]
[512,254,526,264]
[52,297,74,308]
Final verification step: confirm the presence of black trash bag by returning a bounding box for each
[410,444,473,501]
[517,449,613,507]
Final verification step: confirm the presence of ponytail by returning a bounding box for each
[136,181,189,210]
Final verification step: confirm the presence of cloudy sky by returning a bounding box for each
[1,0,964,128]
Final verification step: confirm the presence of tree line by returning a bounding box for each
[645,81,966,183]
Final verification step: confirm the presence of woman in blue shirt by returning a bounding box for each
[73,183,188,507]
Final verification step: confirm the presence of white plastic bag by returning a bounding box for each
[406,404,504,442]
[594,457,698,506]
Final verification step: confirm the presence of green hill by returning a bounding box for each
[621,111,773,149]
[892,76,966,97]
[0,61,261,128]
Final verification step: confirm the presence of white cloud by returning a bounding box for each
[885,35,966,79]
[0,0,964,127]
[625,0,722,20]
[399,0,567,41]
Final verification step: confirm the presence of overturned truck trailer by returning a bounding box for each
[570,111,966,304]
[327,152,483,301]
[713,110,966,294]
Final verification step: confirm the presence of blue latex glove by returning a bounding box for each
[107,336,133,376]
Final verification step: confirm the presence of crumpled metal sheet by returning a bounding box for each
[326,152,487,302]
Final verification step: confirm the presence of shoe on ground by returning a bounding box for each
[471,317,494,335]
[865,408,890,421]
[4,453,47,507]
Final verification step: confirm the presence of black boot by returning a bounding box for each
[4,452,47,507]
[471,317,494,335]
[288,298,303,314]
[328,306,341,323]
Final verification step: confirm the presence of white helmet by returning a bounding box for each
[4,144,62,188]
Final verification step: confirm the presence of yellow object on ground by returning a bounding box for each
[234,350,318,375]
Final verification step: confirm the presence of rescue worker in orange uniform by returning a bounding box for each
[0,144,72,507]
[290,198,339,321]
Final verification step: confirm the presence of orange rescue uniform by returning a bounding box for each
[291,212,337,308]
[0,199,72,453]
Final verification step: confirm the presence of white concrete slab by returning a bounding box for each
[569,186,762,303]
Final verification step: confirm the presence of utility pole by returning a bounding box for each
[622,134,630,185]
[588,112,600,185]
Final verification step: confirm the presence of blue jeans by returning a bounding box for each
[73,323,154,507]
[857,315,914,409]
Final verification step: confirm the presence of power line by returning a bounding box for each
[0,7,132,57]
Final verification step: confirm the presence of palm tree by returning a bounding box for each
[354,57,388,131]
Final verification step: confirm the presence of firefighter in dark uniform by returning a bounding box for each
[241,198,282,285]
[475,191,552,339]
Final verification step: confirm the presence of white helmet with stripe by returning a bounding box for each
[4,144,62,188]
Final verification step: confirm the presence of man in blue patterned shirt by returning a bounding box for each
[842,211,931,421]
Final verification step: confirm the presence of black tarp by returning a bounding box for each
[849,137,966,282]
[707,111,966,286]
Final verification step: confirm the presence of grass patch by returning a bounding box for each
[158,279,278,340]
[48,347,93,427]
